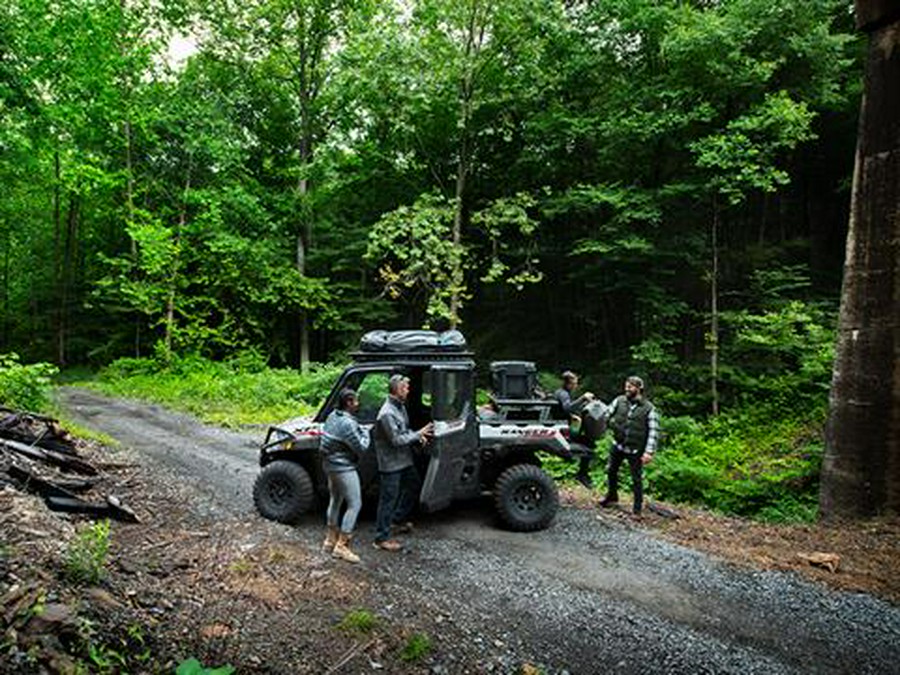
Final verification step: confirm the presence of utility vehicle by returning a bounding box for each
[253,330,596,531]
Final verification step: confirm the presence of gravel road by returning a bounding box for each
[57,387,900,675]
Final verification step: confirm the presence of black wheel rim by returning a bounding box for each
[267,478,291,506]
[511,482,543,514]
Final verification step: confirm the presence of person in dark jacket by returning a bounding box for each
[553,371,596,488]
[598,376,659,518]
[372,374,433,552]
[320,388,370,563]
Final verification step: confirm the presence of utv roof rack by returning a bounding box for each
[350,350,475,363]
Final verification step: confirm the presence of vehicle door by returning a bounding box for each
[419,364,477,512]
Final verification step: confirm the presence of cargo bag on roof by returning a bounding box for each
[359,329,467,352]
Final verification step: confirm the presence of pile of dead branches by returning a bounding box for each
[0,408,136,522]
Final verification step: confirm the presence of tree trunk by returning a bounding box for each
[116,0,140,353]
[451,138,467,330]
[297,229,310,373]
[297,151,310,373]
[0,220,8,350]
[165,165,192,361]
[296,34,312,373]
[52,151,62,362]
[819,3,900,519]
[124,122,135,249]
[449,70,472,330]
[123,118,143,356]
[710,198,720,416]
[449,3,485,329]
[58,193,79,367]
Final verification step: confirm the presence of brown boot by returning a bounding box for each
[332,532,360,564]
[322,526,339,554]
[372,538,403,552]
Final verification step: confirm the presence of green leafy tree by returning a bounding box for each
[520,0,855,401]
[692,91,816,414]
[357,0,556,326]
[96,58,335,360]
[197,0,375,368]
[366,191,540,325]
[0,0,168,363]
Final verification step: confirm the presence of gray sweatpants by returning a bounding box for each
[326,470,362,534]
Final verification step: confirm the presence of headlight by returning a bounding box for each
[264,427,293,449]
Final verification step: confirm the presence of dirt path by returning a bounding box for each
[56,387,900,674]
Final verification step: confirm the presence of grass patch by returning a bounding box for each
[47,408,119,447]
[175,658,235,675]
[0,352,58,412]
[541,401,826,523]
[400,632,431,662]
[228,558,254,575]
[337,609,378,634]
[64,520,112,585]
[67,354,344,427]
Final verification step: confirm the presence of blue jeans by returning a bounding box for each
[374,465,419,542]
[326,470,362,534]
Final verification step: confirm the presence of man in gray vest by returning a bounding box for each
[598,375,659,518]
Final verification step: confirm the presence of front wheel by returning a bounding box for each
[253,461,315,524]
[493,464,559,532]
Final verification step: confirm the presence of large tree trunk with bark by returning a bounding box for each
[819,2,900,519]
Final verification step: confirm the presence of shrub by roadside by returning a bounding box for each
[81,353,344,427]
[544,404,825,523]
[0,353,58,412]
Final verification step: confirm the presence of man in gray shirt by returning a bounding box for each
[553,371,595,488]
[372,374,433,551]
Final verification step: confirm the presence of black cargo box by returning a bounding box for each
[490,361,538,400]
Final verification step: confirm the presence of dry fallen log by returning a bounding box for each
[5,464,139,523]
[52,477,99,493]
[1,407,139,524]
[648,503,680,519]
[0,408,78,456]
[45,495,139,523]
[0,438,97,476]
[5,464,79,499]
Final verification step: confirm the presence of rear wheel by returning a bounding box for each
[493,463,558,531]
[253,461,315,524]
